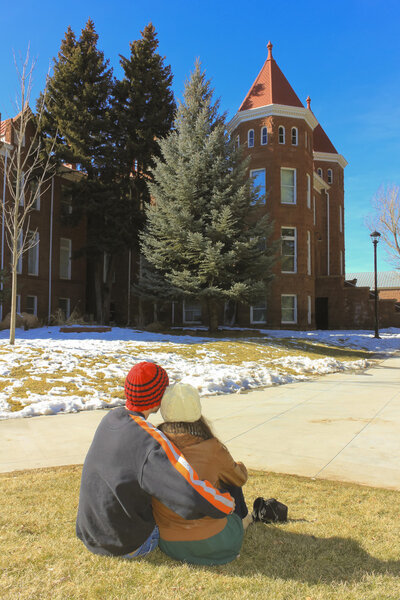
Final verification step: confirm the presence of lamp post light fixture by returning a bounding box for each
[370,230,381,339]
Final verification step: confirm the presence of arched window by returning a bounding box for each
[327,168,333,184]
[291,127,298,146]
[278,126,285,144]
[317,168,323,178]
[261,126,268,145]
[248,129,254,148]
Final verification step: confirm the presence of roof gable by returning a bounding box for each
[313,123,338,154]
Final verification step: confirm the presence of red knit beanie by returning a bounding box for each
[125,361,169,412]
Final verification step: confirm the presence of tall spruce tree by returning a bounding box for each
[139,62,276,332]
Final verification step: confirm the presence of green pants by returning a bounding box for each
[159,514,243,566]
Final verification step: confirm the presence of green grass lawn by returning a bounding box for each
[1,466,399,600]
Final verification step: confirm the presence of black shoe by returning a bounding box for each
[252,497,288,523]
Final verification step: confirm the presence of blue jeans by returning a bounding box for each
[124,526,159,559]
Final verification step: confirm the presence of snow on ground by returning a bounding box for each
[0,326,398,420]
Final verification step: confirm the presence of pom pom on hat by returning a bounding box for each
[125,361,169,412]
[161,383,202,423]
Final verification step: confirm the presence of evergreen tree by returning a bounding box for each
[139,62,276,332]
[113,23,175,212]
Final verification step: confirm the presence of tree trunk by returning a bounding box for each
[94,258,103,324]
[208,298,219,333]
[9,263,17,345]
[137,298,145,328]
[102,254,116,325]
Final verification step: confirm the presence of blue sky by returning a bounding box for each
[1,0,399,273]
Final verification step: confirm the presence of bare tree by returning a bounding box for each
[368,185,400,269]
[0,49,54,344]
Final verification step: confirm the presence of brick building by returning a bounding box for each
[0,113,86,322]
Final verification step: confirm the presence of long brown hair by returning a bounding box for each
[159,416,215,441]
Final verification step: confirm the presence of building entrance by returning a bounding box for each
[315,297,329,329]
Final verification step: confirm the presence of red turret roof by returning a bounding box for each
[239,42,304,111]
[313,123,338,154]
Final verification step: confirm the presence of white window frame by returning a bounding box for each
[261,126,268,146]
[281,294,297,324]
[183,300,202,324]
[278,126,285,144]
[250,168,266,205]
[307,295,312,325]
[327,168,333,184]
[16,294,21,314]
[59,297,71,320]
[250,301,267,324]
[19,171,25,206]
[307,230,311,275]
[26,295,37,316]
[280,167,296,204]
[313,195,316,225]
[59,238,72,280]
[306,173,311,209]
[291,127,298,146]
[339,205,343,233]
[27,231,39,276]
[281,227,297,273]
[236,134,240,148]
[317,168,323,178]
[16,230,23,274]
[248,129,254,148]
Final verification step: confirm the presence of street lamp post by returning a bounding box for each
[370,231,381,339]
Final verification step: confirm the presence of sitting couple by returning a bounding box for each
[76,361,252,565]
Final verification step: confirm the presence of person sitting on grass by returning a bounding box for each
[153,383,252,566]
[76,362,234,559]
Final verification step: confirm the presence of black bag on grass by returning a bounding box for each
[252,497,288,523]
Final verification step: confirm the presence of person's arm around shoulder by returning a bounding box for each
[139,423,234,520]
[213,438,248,487]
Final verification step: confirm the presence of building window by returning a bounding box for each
[339,205,343,233]
[16,294,21,314]
[183,300,202,324]
[61,185,73,216]
[16,231,23,274]
[291,127,298,146]
[281,227,297,273]
[306,173,311,208]
[30,180,40,210]
[261,127,268,145]
[250,169,266,204]
[340,250,344,275]
[305,131,308,148]
[281,168,296,204]
[248,129,254,148]
[27,231,39,276]
[313,196,316,225]
[60,238,71,280]
[327,169,333,184]
[307,230,311,275]
[236,135,240,148]
[59,297,71,320]
[281,294,297,324]
[19,171,25,206]
[250,301,267,324]
[278,126,285,144]
[317,168,323,178]
[308,295,312,325]
[26,295,37,315]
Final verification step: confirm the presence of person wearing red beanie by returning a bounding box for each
[76,361,234,560]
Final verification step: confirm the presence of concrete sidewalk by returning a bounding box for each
[1,355,399,490]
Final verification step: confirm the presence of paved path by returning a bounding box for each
[1,355,399,490]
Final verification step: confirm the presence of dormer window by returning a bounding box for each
[317,168,323,178]
[261,127,268,145]
[248,129,254,148]
[327,168,333,184]
[291,127,298,146]
[278,126,285,144]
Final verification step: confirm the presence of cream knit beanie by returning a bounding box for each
[160,383,202,422]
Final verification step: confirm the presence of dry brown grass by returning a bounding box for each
[1,466,399,600]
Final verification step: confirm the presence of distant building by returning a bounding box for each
[346,271,400,302]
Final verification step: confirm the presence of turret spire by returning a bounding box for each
[267,41,273,60]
